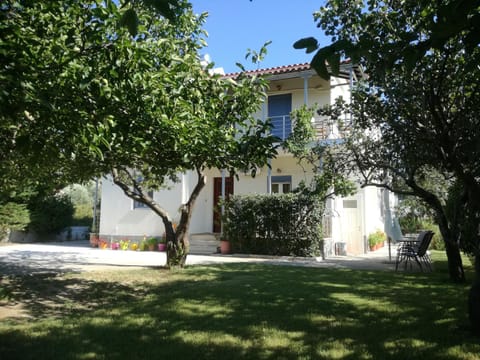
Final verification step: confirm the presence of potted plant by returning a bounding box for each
[220,237,231,254]
[99,238,109,249]
[158,233,167,252]
[146,237,157,251]
[89,227,99,248]
[368,230,385,251]
[119,239,130,250]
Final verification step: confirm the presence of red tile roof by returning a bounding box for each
[225,63,312,78]
[224,59,355,79]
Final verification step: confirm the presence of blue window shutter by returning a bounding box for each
[268,94,292,140]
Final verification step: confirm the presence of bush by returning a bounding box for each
[28,194,74,235]
[0,202,30,239]
[223,193,324,257]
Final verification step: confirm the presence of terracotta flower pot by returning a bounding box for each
[89,233,99,248]
[220,240,231,254]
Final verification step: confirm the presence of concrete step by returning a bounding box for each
[189,233,219,255]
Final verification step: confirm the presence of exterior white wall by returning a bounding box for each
[362,186,385,237]
[330,76,351,105]
[99,175,186,238]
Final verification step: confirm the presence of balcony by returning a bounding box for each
[270,114,352,142]
[270,115,291,141]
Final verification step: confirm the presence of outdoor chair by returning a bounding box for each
[395,231,434,272]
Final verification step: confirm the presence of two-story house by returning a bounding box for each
[98,62,391,256]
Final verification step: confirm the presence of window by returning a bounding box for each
[133,190,154,209]
[271,175,292,194]
[343,199,357,208]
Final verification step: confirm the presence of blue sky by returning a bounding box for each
[190,1,329,74]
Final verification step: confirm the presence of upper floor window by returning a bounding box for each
[268,94,292,140]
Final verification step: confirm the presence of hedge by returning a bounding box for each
[223,193,324,257]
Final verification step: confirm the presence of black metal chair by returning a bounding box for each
[395,231,434,272]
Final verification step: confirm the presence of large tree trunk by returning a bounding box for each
[468,255,480,334]
[165,219,190,268]
[444,240,465,283]
[436,217,466,283]
[165,170,206,268]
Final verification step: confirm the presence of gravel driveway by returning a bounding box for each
[0,241,397,275]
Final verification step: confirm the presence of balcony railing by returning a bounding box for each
[270,115,291,141]
[269,114,352,141]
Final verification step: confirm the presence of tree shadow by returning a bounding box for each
[0,263,479,360]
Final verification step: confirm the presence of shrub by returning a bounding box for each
[28,193,74,235]
[223,193,324,257]
[0,202,30,239]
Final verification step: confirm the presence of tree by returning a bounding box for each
[302,0,480,331]
[294,0,480,80]
[1,0,277,267]
[284,105,356,201]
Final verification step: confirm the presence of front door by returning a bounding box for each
[341,199,364,255]
[213,177,234,233]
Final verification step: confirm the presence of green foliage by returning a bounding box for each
[283,104,356,200]
[283,105,316,161]
[146,237,158,247]
[223,193,324,257]
[0,202,30,238]
[296,1,480,79]
[28,194,74,235]
[0,0,277,266]
[368,230,385,247]
[62,183,96,226]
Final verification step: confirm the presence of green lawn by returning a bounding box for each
[0,251,479,359]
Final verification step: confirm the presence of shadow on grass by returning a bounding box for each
[0,257,478,360]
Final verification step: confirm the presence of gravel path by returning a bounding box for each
[0,241,398,275]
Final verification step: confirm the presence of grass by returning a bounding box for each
[0,251,479,360]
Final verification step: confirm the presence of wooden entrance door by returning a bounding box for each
[213,177,234,233]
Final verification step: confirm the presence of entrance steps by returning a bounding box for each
[189,233,219,255]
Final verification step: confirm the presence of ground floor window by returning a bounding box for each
[271,175,292,194]
[133,190,154,209]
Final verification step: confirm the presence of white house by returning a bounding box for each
[99,62,391,256]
